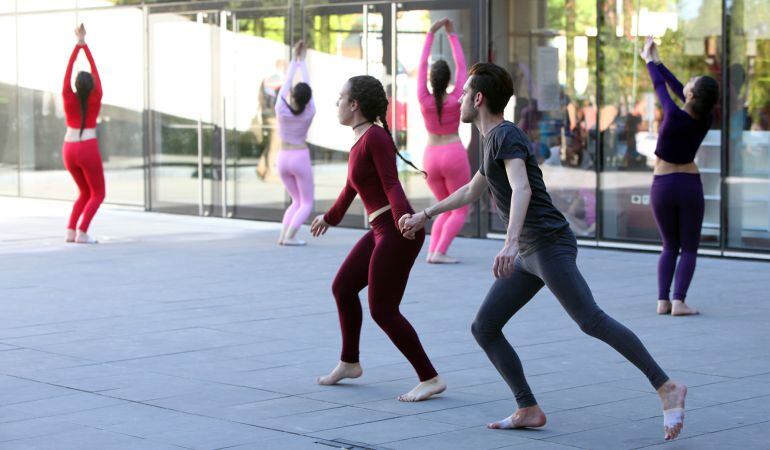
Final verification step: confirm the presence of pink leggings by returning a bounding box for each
[277,148,314,230]
[63,139,105,232]
[423,141,470,254]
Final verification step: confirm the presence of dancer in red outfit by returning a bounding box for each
[310,76,445,402]
[62,24,104,244]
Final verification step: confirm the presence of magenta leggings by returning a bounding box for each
[63,139,105,232]
[277,149,314,230]
[423,141,470,254]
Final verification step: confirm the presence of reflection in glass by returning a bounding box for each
[726,0,770,250]
[491,0,598,237]
[600,0,722,244]
[0,15,17,196]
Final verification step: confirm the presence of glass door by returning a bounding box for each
[148,10,221,216]
[394,1,480,237]
[302,3,385,228]
[222,7,290,220]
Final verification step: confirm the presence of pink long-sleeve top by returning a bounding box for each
[323,126,414,227]
[418,32,467,135]
[275,60,315,146]
[62,43,103,129]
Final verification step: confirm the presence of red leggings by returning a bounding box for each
[332,214,437,381]
[62,139,105,232]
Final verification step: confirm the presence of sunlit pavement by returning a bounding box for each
[1,197,769,449]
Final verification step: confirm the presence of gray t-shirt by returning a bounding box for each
[479,121,570,256]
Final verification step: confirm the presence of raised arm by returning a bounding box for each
[276,59,299,115]
[368,130,412,226]
[62,44,81,96]
[81,44,102,97]
[647,62,678,113]
[298,59,314,111]
[656,63,685,103]
[417,31,435,102]
[445,20,467,99]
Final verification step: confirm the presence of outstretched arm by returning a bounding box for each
[417,31,435,102]
[81,44,102,97]
[446,20,467,99]
[63,44,81,95]
[656,63,685,103]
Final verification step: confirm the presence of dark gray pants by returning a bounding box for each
[471,230,669,408]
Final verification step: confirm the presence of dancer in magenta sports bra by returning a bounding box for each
[276,41,316,246]
[62,24,104,244]
[418,18,470,264]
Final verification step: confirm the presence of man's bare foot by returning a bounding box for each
[488,405,547,429]
[658,380,687,440]
[428,253,459,264]
[397,375,446,402]
[316,361,362,385]
[657,300,671,315]
[671,300,698,316]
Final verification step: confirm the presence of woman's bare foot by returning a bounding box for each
[426,252,434,263]
[657,380,687,440]
[75,231,97,244]
[488,405,547,429]
[429,253,459,264]
[671,300,698,316]
[65,229,76,243]
[657,300,671,315]
[316,361,363,385]
[397,375,446,402]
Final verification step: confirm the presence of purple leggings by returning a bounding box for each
[650,173,704,301]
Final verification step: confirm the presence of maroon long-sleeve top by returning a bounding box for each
[323,125,414,227]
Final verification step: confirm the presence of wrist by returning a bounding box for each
[423,208,433,220]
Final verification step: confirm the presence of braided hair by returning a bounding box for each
[430,59,450,124]
[75,71,94,138]
[347,75,426,176]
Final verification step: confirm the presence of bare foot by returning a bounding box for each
[671,300,698,316]
[488,405,547,429]
[429,253,459,264]
[426,252,434,263]
[657,300,671,315]
[65,229,76,243]
[397,375,446,402]
[75,232,98,244]
[658,380,687,440]
[316,361,362,385]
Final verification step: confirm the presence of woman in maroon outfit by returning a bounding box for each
[310,76,445,402]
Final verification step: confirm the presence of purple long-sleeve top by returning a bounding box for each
[275,60,316,146]
[647,62,711,164]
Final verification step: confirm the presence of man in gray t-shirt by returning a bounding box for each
[480,120,569,256]
[399,63,687,441]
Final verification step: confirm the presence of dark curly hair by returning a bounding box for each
[430,59,450,124]
[283,81,312,115]
[691,76,718,119]
[347,75,425,176]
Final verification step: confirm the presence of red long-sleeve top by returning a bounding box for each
[323,126,414,227]
[63,43,103,129]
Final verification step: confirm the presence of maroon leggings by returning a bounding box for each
[332,213,437,381]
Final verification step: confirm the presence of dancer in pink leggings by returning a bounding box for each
[63,24,103,244]
[276,41,316,246]
[418,18,470,264]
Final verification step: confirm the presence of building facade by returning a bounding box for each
[0,0,768,258]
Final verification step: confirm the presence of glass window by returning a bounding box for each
[0,14,17,196]
[599,0,722,245]
[726,0,770,250]
[78,7,145,206]
[17,1,75,12]
[490,0,598,237]
[17,12,76,200]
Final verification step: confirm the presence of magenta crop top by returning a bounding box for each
[418,32,467,135]
[275,60,316,146]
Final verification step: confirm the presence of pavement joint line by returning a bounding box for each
[635,417,770,449]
